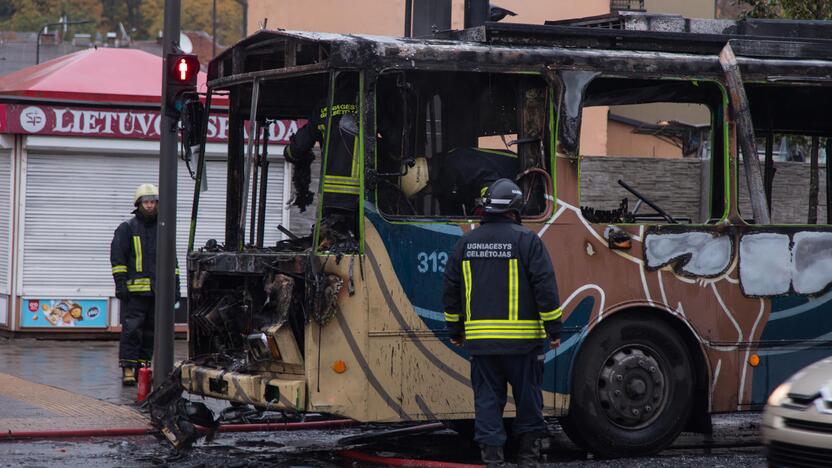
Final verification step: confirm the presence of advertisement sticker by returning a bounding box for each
[20,298,108,328]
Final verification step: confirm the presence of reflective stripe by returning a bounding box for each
[462,260,472,321]
[466,330,547,340]
[175,268,181,275]
[465,319,545,339]
[111,265,128,274]
[132,236,143,273]
[127,278,151,285]
[464,319,546,340]
[540,308,562,321]
[465,319,543,326]
[127,283,151,292]
[324,175,360,185]
[508,258,518,321]
[351,137,359,178]
[323,183,361,195]
[444,312,460,322]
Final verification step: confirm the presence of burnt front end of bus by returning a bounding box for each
[181,34,357,413]
[185,248,351,411]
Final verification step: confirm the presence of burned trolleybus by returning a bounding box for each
[183,14,832,456]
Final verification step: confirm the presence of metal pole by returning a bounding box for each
[464,0,489,28]
[235,0,248,37]
[404,0,412,37]
[188,91,212,254]
[154,0,181,388]
[212,0,217,58]
[238,79,260,249]
[35,20,94,64]
[36,30,42,65]
[826,138,832,224]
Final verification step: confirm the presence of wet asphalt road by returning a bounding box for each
[0,413,765,467]
[0,338,766,466]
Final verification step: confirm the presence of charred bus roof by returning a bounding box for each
[207,12,832,90]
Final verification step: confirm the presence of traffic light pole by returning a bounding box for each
[154,0,181,388]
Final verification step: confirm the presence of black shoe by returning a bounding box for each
[122,367,136,386]
[516,433,541,468]
[479,444,504,468]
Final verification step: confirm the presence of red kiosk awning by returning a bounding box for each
[0,48,303,143]
[0,47,212,104]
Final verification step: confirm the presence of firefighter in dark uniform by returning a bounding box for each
[442,178,562,467]
[110,184,180,385]
[284,75,360,241]
[400,147,519,216]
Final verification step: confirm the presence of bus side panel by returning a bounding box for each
[306,255,374,421]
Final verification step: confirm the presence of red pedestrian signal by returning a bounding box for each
[164,53,200,118]
[168,54,199,84]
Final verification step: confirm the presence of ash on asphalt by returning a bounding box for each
[0,413,766,467]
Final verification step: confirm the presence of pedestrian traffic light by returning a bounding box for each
[165,53,200,118]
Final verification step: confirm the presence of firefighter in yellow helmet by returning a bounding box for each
[400,148,519,216]
[110,184,181,385]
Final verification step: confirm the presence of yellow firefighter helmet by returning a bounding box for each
[399,157,429,198]
[133,183,159,205]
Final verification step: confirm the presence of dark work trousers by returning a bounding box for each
[119,296,155,368]
[470,350,545,447]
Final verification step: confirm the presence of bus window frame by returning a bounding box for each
[736,81,832,227]
[372,69,559,226]
[312,70,367,255]
[575,75,732,227]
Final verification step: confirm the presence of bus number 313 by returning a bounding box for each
[417,251,448,273]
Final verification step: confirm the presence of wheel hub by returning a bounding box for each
[597,347,666,428]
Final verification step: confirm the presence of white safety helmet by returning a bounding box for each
[399,157,429,198]
[133,183,159,206]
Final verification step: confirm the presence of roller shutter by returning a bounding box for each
[0,147,11,295]
[21,151,286,297]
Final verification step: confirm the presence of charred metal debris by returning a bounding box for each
[146,366,219,450]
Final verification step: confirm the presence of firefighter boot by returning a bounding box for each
[122,366,137,386]
[479,444,504,468]
[516,433,541,468]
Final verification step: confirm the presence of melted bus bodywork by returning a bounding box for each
[182,13,832,456]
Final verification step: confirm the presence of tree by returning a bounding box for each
[1,0,242,44]
[141,0,243,46]
[738,0,832,20]
[0,0,101,36]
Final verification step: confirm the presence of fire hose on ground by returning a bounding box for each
[338,449,484,467]
[0,419,356,442]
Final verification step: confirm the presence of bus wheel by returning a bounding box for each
[565,315,693,457]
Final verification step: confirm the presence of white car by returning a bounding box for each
[763,356,832,467]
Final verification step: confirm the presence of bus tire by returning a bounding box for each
[558,415,590,451]
[565,314,693,457]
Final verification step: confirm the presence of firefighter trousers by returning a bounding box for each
[119,295,155,368]
[470,350,545,447]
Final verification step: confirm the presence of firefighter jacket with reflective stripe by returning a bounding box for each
[436,147,519,215]
[110,212,180,296]
[442,215,561,355]
[285,96,359,212]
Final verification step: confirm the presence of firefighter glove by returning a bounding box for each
[116,282,130,302]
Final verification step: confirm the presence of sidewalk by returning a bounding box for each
[0,337,187,434]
